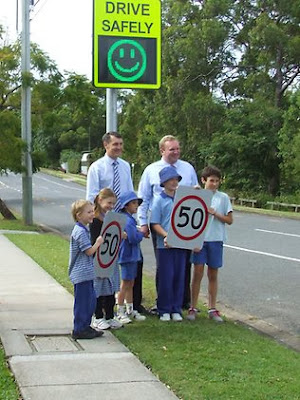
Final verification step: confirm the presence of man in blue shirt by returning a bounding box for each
[86,131,133,203]
[86,131,146,315]
[138,135,199,310]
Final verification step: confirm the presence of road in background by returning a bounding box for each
[0,172,85,236]
[1,172,299,337]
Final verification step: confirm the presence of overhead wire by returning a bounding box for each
[30,0,50,21]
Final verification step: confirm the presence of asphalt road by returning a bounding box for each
[1,172,299,337]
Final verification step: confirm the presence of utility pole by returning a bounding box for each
[21,0,33,224]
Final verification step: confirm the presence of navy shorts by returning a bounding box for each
[191,241,223,268]
[120,262,138,280]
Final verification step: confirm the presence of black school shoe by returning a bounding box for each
[135,305,149,315]
[148,305,159,315]
[72,327,104,340]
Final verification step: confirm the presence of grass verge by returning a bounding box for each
[0,342,20,400]
[1,219,300,400]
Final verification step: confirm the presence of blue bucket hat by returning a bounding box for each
[159,166,182,187]
[119,191,143,210]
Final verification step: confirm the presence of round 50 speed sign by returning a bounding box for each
[171,195,208,240]
[167,186,213,250]
[94,212,126,278]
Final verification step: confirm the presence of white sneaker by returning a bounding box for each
[132,310,146,321]
[171,313,183,322]
[117,314,132,324]
[208,309,224,323]
[159,313,171,322]
[107,318,123,330]
[93,318,110,330]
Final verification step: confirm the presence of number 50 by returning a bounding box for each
[100,232,119,256]
[177,206,204,230]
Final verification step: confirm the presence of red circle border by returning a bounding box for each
[96,221,122,269]
[171,195,208,241]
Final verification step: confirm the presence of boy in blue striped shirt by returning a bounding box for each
[69,200,104,340]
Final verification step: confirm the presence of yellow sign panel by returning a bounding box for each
[93,0,161,89]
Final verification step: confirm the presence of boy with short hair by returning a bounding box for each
[188,165,233,322]
[69,199,104,339]
[150,166,188,322]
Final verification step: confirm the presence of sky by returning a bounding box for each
[0,0,93,78]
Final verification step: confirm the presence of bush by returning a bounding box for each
[59,150,81,174]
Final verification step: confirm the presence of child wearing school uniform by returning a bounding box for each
[150,166,188,322]
[188,165,233,323]
[69,199,104,340]
[90,188,123,330]
[117,191,146,322]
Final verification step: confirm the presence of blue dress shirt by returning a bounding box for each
[137,158,198,226]
[86,154,134,202]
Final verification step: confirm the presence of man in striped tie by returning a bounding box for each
[86,131,147,314]
[86,131,133,204]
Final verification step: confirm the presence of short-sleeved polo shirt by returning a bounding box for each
[150,191,175,249]
[204,191,232,242]
[69,223,95,284]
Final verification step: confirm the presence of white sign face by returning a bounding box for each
[94,211,126,278]
[167,186,213,250]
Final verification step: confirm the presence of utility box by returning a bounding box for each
[81,152,91,175]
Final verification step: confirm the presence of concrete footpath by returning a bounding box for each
[0,234,178,400]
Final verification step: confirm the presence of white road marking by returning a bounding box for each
[36,176,85,192]
[255,229,300,238]
[224,244,300,263]
[0,181,22,193]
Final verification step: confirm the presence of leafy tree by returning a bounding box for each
[208,96,282,192]
[223,0,300,194]
[278,90,300,192]
[0,26,64,171]
[0,110,24,173]
[120,0,232,176]
[1,24,107,170]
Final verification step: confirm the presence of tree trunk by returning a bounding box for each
[0,198,16,220]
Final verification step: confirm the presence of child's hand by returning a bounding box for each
[194,184,201,190]
[163,236,171,248]
[140,224,150,238]
[122,231,127,240]
[96,235,104,247]
[208,207,216,215]
[193,247,201,253]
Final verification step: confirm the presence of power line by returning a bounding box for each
[30,0,50,21]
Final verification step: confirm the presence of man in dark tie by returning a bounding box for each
[86,131,146,314]
[86,131,133,203]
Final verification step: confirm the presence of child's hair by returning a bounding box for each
[201,165,222,181]
[94,188,116,217]
[71,199,93,222]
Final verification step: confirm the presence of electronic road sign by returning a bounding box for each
[93,0,161,89]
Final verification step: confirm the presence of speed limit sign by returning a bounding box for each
[94,211,126,278]
[167,186,213,250]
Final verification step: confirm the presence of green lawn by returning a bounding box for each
[1,217,299,400]
[0,343,20,400]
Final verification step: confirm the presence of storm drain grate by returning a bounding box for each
[26,335,81,352]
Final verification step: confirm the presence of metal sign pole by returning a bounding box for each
[106,88,117,132]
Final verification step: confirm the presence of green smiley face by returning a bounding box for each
[107,39,147,82]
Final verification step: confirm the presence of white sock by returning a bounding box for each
[126,303,133,315]
[118,305,126,316]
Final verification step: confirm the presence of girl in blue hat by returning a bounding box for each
[117,191,146,322]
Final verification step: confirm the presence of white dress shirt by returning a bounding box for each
[137,158,198,226]
[86,154,134,202]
